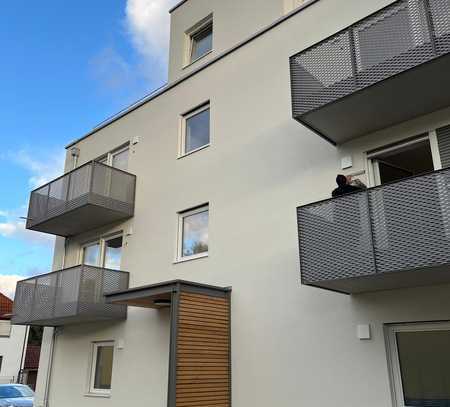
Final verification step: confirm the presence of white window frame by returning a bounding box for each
[366,132,442,187]
[80,233,123,270]
[88,341,115,395]
[97,144,130,169]
[184,15,213,67]
[176,205,209,262]
[179,103,211,158]
[386,321,450,407]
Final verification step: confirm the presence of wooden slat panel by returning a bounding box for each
[176,291,231,407]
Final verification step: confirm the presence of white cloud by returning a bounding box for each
[0,275,24,300]
[0,217,54,246]
[125,0,179,68]
[7,149,65,189]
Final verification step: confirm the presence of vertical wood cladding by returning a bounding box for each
[176,291,231,407]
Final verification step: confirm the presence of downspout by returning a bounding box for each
[43,328,58,407]
[18,325,29,383]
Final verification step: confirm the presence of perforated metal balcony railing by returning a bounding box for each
[297,168,450,294]
[12,266,129,326]
[290,0,450,144]
[26,161,136,237]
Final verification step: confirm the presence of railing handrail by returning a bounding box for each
[16,265,129,284]
[297,167,450,210]
[290,0,428,62]
[29,160,136,195]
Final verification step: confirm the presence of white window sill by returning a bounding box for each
[84,392,111,399]
[178,144,210,159]
[174,253,209,264]
[183,50,213,70]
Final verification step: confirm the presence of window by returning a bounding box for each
[89,342,114,395]
[97,145,129,171]
[104,236,123,271]
[82,234,123,270]
[187,18,213,64]
[111,148,129,171]
[0,321,11,337]
[181,104,210,156]
[177,205,209,261]
[82,242,101,267]
[387,322,450,406]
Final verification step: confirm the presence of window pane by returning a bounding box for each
[94,345,114,390]
[191,25,212,62]
[182,210,209,257]
[112,148,129,171]
[397,330,450,406]
[83,243,100,267]
[185,109,210,153]
[104,236,123,271]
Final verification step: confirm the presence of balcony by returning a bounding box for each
[26,161,136,237]
[12,266,129,326]
[297,169,450,294]
[290,0,450,144]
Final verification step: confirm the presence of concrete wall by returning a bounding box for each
[0,323,27,383]
[39,0,450,406]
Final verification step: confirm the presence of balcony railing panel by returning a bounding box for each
[12,266,129,326]
[290,0,450,144]
[298,169,450,294]
[26,161,136,237]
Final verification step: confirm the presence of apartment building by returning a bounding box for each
[11,0,450,406]
[0,292,27,384]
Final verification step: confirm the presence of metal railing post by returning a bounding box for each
[423,0,438,56]
[348,27,359,90]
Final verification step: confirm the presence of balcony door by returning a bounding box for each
[387,322,450,407]
[366,134,449,272]
[368,135,437,187]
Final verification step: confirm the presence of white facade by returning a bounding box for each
[30,0,450,406]
[0,321,27,384]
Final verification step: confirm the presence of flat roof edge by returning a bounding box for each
[169,0,189,14]
[105,279,232,298]
[66,0,321,149]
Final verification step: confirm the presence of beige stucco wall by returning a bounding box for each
[37,0,450,406]
[167,0,286,82]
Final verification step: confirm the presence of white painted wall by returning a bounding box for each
[168,0,286,82]
[0,322,27,383]
[36,0,450,406]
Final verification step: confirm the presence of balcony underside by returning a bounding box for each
[307,264,450,295]
[296,54,450,144]
[27,193,134,237]
[15,305,127,327]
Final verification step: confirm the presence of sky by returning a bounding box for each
[0,0,178,298]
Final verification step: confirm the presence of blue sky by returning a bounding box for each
[0,0,177,297]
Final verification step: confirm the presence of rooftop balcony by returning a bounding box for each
[290,0,450,144]
[12,266,129,326]
[26,161,136,237]
[297,168,450,294]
